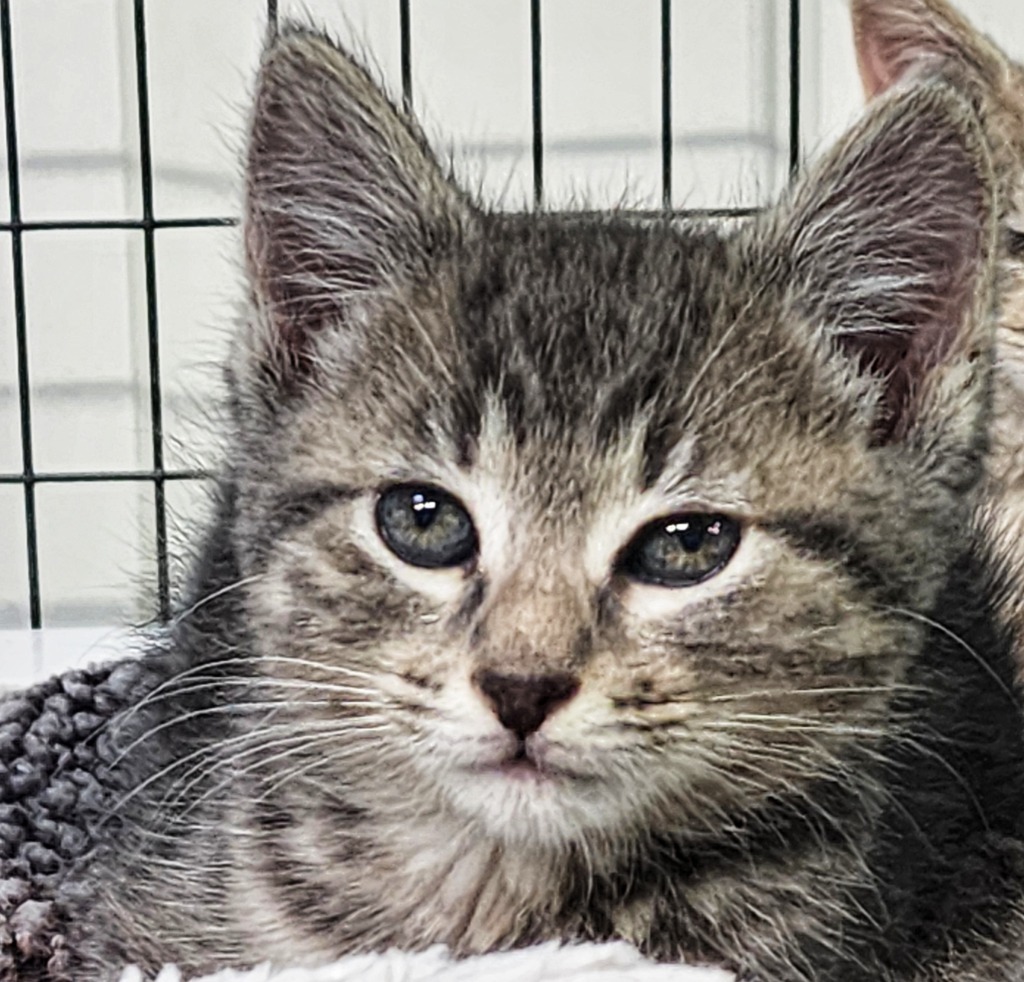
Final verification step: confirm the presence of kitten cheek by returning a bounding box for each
[350,496,469,605]
[619,526,767,622]
[533,687,621,757]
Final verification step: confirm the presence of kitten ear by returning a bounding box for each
[851,0,1004,97]
[778,80,996,443]
[244,26,469,384]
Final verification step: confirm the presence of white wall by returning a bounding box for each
[1,0,1022,636]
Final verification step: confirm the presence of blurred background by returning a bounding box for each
[1,0,1022,676]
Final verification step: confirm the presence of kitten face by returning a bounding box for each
[238,241,869,846]
[230,29,996,858]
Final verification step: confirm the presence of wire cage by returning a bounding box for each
[0,0,915,639]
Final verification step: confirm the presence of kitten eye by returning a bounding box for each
[619,513,741,587]
[375,485,477,568]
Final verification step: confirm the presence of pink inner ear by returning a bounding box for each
[852,2,971,99]
[856,30,953,98]
[856,33,906,98]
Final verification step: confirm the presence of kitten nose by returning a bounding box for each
[473,670,580,738]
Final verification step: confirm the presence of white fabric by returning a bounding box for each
[119,942,735,982]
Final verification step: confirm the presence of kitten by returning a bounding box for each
[3,24,1024,982]
[851,0,1024,636]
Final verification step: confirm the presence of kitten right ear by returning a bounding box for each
[244,26,469,385]
[776,80,996,446]
[851,0,1004,97]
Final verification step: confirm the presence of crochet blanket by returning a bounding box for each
[0,658,156,978]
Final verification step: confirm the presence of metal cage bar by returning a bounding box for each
[1,0,41,629]
[400,0,412,113]
[660,0,672,208]
[530,0,543,208]
[0,217,235,233]
[132,0,171,620]
[0,470,205,485]
[789,0,801,176]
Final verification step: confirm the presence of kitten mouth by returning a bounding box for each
[493,757,550,782]
[490,739,544,779]
[482,739,588,783]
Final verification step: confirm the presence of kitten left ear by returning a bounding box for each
[852,0,1004,97]
[243,25,471,387]
[776,80,996,445]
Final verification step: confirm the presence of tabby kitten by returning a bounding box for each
[851,0,1024,633]
[4,23,1024,982]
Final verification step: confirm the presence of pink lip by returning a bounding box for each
[467,736,594,783]
[489,758,554,782]
[475,748,592,784]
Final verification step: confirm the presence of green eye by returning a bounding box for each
[619,513,741,587]
[375,485,477,568]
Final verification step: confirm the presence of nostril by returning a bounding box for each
[472,669,580,738]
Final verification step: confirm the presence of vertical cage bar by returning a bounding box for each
[1,0,41,628]
[530,0,543,207]
[660,0,672,209]
[267,0,278,35]
[132,0,170,620]
[788,0,801,176]
[399,0,412,113]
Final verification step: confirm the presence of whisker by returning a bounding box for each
[171,574,264,628]
[705,684,924,704]
[172,723,398,819]
[106,694,378,770]
[103,714,389,824]
[105,655,386,755]
[879,604,1018,705]
[705,717,890,740]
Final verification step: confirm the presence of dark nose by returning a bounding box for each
[473,670,580,738]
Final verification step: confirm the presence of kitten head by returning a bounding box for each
[230,26,996,852]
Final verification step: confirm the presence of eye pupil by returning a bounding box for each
[666,519,703,552]
[619,512,740,588]
[411,493,438,528]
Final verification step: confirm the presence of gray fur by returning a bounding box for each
[3,24,1024,982]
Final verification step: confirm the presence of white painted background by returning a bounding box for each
[0,0,1022,678]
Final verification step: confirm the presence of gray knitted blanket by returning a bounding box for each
[0,658,154,981]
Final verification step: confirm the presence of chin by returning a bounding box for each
[440,758,639,848]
